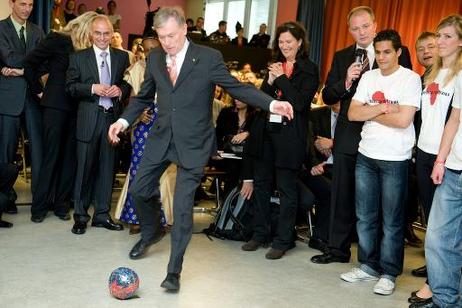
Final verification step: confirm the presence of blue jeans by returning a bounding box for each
[425,169,462,308]
[355,153,408,280]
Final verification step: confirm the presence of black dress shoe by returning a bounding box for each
[311,252,349,264]
[405,224,423,247]
[308,237,328,253]
[409,298,435,308]
[31,214,46,223]
[0,219,13,228]
[91,218,124,231]
[5,203,18,214]
[71,222,87,234]
[55,213,71,221]
[160,273,180,291]
[408,292,433,305]
[129,231,165,260]
[411,265,427,277]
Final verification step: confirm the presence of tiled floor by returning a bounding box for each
[1,177,425,308]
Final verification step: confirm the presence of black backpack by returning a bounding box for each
[203,186,254,241]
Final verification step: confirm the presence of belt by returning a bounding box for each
[447,168,462,175]
[98,106,114,113]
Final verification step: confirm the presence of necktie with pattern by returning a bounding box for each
[99,51,112,110]
[167,55,177,85]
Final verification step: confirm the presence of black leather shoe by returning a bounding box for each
[129,231,165,260]
[71,222,87,234]
[55,213,71,221]
[5,203,18,214]
[411,265,427,277]
[91,218,124,231]
[405,224,423,247]
[0,219,13,228]
[160,273,180,291]
[408,291,433,305]
[409,298,435,308]
[308,237,328,253]
[31,214,46,223]
[311,252,349,264]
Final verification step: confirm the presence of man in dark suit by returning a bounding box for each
[311,6,412,264]
[66,15,131,235]
[0,0,45,204]
[108,7,293,291]
[249,23,271,48]
[0,163,19,228]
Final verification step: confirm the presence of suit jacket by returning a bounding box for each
[24,32,74,111]
[307,106,333,166]
[231,37,248,47]
[66,46,131,142]
[120,41,273,169]
[322,44,413,155]
[246,57,320,169]
[0,16,45,116]
[249,33,271,48]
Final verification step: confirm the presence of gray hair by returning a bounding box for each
[153,7,186,29]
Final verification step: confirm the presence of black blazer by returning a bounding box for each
[24,32,75,111]
[120,41,273,169]
[322,44,413,155]
[307,106,333,166]
[231,37,248,47]
[215,106,254,150]
[246,57,320,169]
[66,46,131,142]
[249,33,270,48]
[0,16,45,116]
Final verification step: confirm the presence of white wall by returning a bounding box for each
[0,0,11,20]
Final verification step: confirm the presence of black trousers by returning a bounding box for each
[0,163,19,216]
[130,139,204,274]
[31,107,76,217]
[416,148,437,221]
[252,138,299,251]
[328,152,357,258]
[73,110,115,223]
[299,171,331,243]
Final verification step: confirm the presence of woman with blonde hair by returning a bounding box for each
[409,14,462,308]
[23,12,98,223]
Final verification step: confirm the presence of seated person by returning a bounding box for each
[231,22,248,47]
[208,20,230,44]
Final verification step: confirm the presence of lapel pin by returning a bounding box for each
[192,58,196,62]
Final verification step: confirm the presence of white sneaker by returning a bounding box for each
[373,277,395,295]
[340,267,379,283]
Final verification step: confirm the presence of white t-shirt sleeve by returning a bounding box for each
[400,73,422,109]
[453,73,462,109]
[352,72,370,104]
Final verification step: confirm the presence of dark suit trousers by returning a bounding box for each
[0,163,19,217]
[299,172,331,243]
[0,98,43,193]
[252,137,299,250]
[73,109,115,223]
[130,138,204,274]
[31,107,76,217]
[328,152,357,258]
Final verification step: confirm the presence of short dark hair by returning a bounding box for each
[197,17,204,22]
[415,31,436,49]
[272,21,309,61]
[219,20,227,27]
[374,29,402,51]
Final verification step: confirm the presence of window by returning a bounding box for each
[204,0,277,42]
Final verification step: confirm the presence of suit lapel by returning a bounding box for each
[87,48,100,83]
[25,21,33,53]
[157,51,171,87]
[6,17,22,53]
[109,47,118,84]
[174,42,199,89]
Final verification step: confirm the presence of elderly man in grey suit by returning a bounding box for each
[66,15,131,235]
[108,7,294,291]
[0,0,44,204]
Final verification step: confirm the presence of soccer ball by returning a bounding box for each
[108,267,140,299]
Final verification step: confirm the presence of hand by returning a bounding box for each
[231,132,249,144]
[381,103,399,114]
[108,121,125,145]
[37,92,43,99]
[211,151,224,160]
[240,181,254,200]
[105,85,122,98]
[139,107,153,124]
[431,163,445,185]
[93,84,110,96]
[271,101,293,120]
[268,62,284,78]
[346,62,362,85]
[310,162,326,176]
[1,67,23,76]
[315,136,333,152]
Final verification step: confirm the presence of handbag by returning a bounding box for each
[223,135,245,156]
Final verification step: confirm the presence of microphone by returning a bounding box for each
[354,49,363,64]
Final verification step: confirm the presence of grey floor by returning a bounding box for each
[1,177,425,308]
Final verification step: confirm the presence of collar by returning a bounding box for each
[356,43,373,53]
[93,44,110,56]
[10,15,26,32]
[166,39,189,62]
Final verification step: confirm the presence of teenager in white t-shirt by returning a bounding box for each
[339,30,421,296]
[425,16,462,307]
